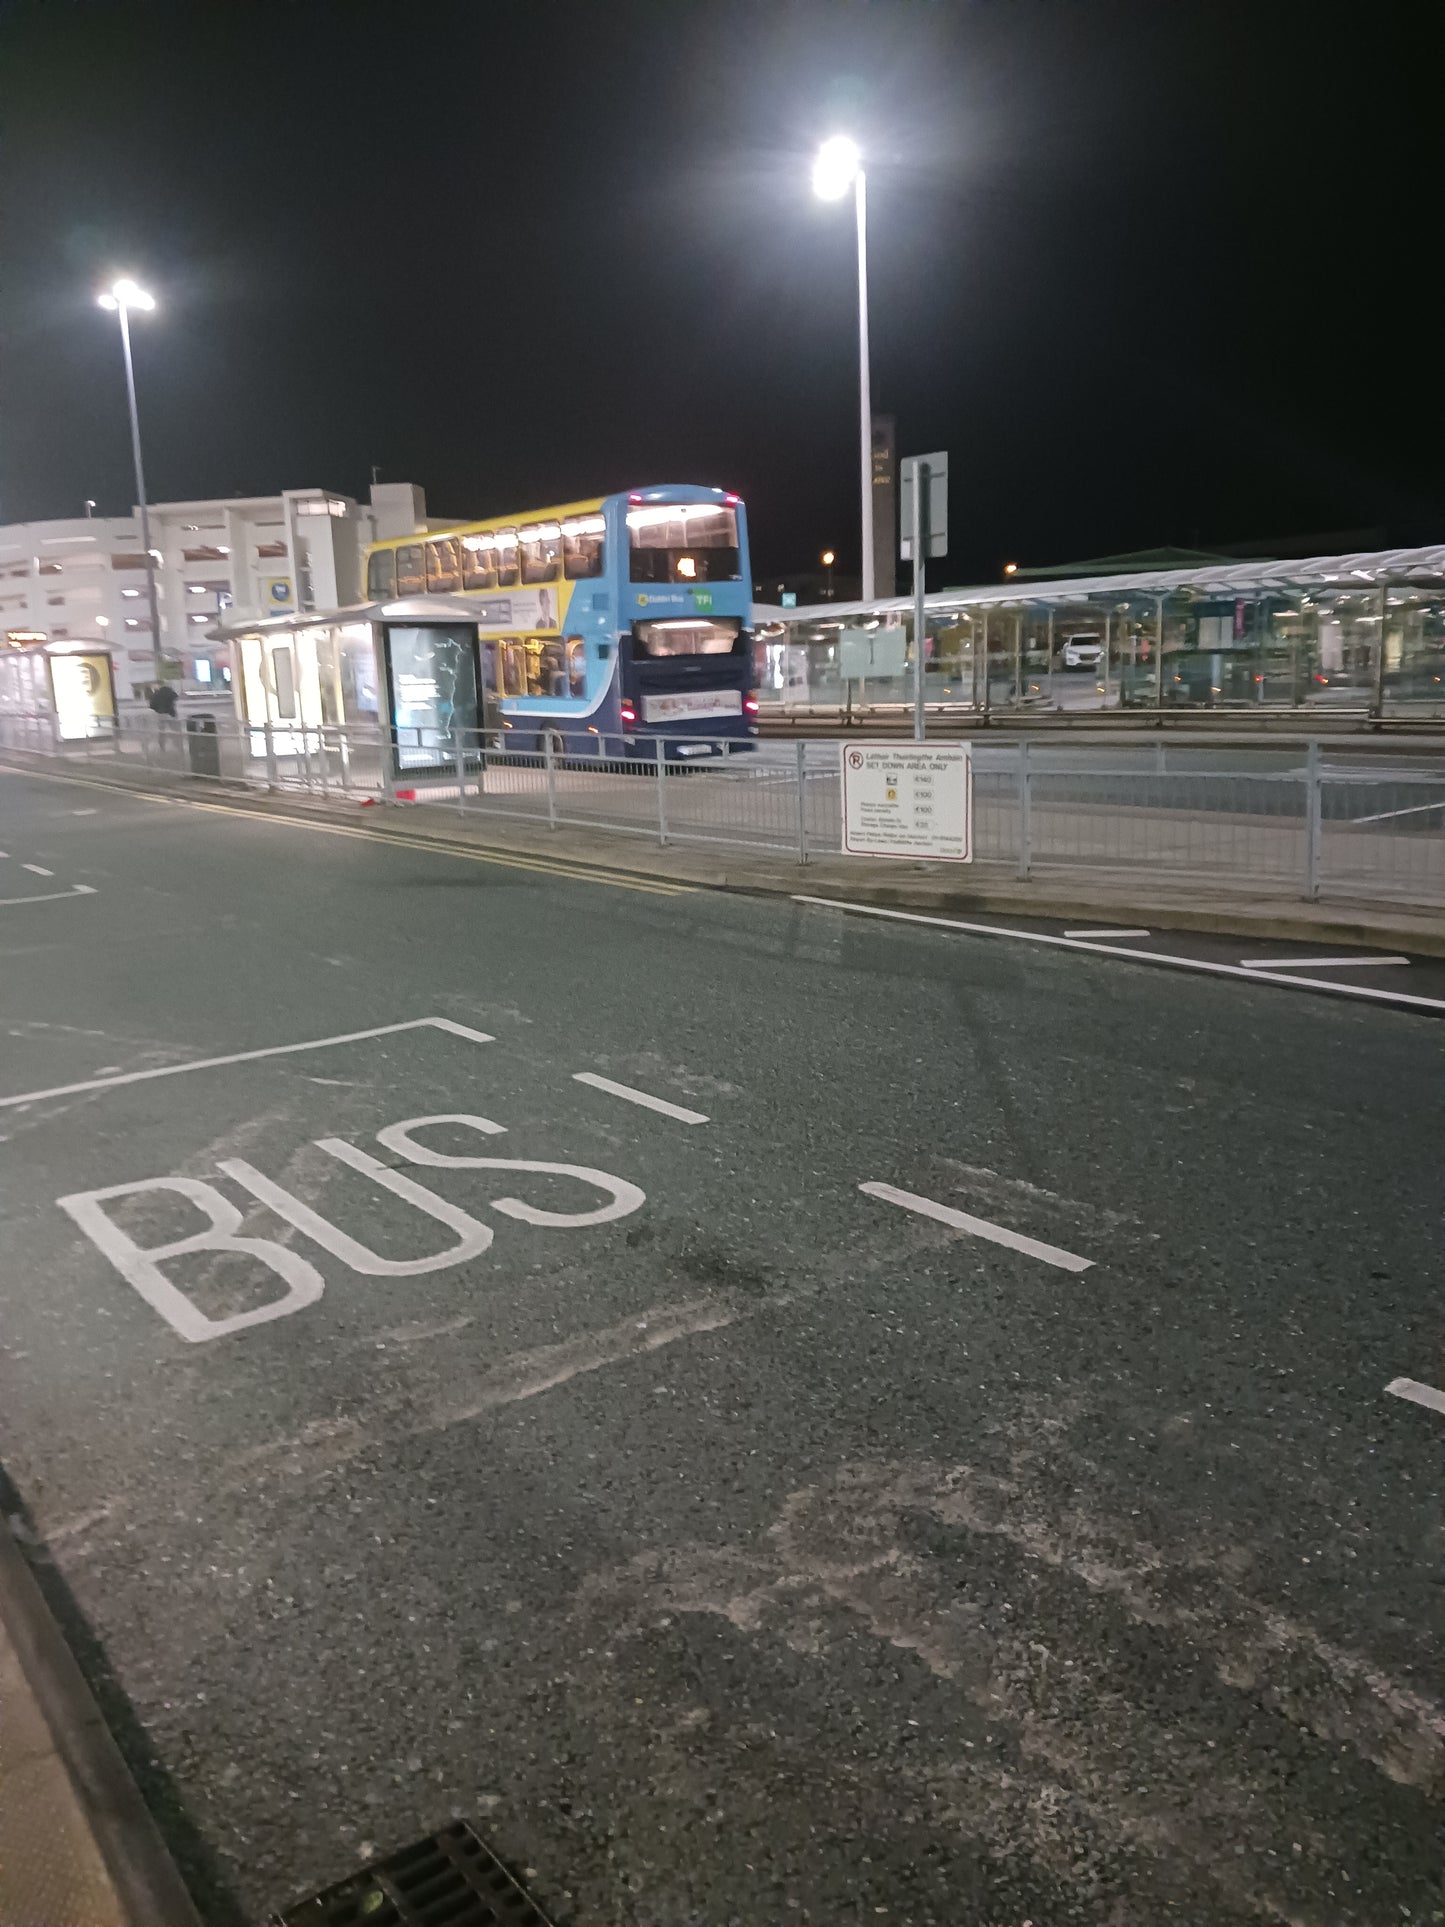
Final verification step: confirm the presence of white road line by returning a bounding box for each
[1063,926,1151,939]
[21,863,53,876]
[0,884,97,909]
[71,808,99,815]
[0,1014,494,1111]
[859,1179,1093,1273]
[572,1071,709,1124]
[1350,799,1445,826]
[1238,955,1411,971]
[793,896,1445,1016]
[1386,1377,1445,1418]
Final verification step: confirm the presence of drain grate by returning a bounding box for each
[272,1821,555,1926]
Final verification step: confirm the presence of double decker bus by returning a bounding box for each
[362,484,757,758]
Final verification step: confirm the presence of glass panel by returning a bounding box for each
[395,544,425,596]
[566,636,587,697]
[519,522,562,585]
[498,639,527,696]
[633,617,743,658]
[563,513,605,579]
[386,624,479,769]
[367,549,396,599]
[535,636,567,696]
[272,644,297,717]
[461,534,497,591]
[494,527,519,588]
[628,503,740,584]
[425,537,461,593]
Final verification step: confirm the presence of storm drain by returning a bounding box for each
[271,1821,555,1926]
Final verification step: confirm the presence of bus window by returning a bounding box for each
[566,636,587,696]
[367,548,396,599]
[563,513,606,579]
[520,523,562,584]
[535,636,567,697]
[628,503,740,584]
[633,617,742,657]
[495,527,519,588]
[425,537,460,593]
[498,640,527,696]
[462,534,497,591]
[395,543,425,596]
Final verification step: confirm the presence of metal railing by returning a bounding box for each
[2,710,1441,910]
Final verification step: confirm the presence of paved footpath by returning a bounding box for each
[0,761,1441,1926]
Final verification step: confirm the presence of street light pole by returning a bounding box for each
[813,137,875,605]
[98,279,163,683]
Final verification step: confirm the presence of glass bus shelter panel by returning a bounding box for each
[382,623,482,774]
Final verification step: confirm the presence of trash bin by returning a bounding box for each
[185,712,221,778]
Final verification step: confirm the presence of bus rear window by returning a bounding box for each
[367,549,396,599]
[395,544,425,596]
[633,618,742,658]
[628,503,740,584]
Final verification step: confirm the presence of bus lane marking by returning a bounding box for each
[859,1180,1094,1273]
[1386,1378,1445,1419]
[57,1111,649,1342]
[572,1072,710,1125]
[0,1014,495,1110]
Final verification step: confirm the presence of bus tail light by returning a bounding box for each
[743,692,760,715]
[619,700,637,725]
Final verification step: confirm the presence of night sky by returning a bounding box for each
[1,0,1438,584]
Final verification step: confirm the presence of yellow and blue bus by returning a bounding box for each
[363,483,757,759]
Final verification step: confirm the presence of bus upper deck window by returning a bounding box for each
[520,522,562,585]
[395,544,425,596]
[367,549,396,599]
[425,537,461,594]
[627,502,740,584]
[495,527,519,588]
[462,534,497,591]
[563,513,606,579]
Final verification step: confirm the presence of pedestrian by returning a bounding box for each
[148,678,180,754]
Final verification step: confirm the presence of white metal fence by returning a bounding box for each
[3,710,1442,910]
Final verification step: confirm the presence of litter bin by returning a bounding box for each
[186,712,221,778]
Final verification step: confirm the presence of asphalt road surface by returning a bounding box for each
[1,764,1442,1927]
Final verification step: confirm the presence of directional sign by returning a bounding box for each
[840,741,972,861]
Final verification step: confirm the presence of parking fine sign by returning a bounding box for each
[840,742,972,861]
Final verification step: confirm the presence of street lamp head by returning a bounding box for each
[812,135,861,200]
[98,277,155,313]
[822,550,836,567]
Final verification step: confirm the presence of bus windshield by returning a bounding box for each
[628,503,740,585]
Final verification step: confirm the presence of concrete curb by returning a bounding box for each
[0,1511,202,1927]
[5,750,1444,956]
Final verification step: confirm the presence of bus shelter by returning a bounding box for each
[0,640,118,741]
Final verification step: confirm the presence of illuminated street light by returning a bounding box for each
[813,137,874,602]
[821,548,836,599]
[97,278,163,681]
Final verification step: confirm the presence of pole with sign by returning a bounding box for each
[900,451,947,741]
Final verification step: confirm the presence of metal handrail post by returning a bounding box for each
[1304,739,1322,901]
[455,737,467,815]
[655,737,669,845]
[263,720,277,791]
[1016,738,1032,879]
[544,732,558,827]
[795,738,808,864]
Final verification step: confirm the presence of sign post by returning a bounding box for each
[900,452,947,741]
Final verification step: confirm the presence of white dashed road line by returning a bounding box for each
[859,1180,1093,1273]
[0,884,96,909]
[1238,955,1410,971]
[572,1071,709,1124]
[794,897,1445,1016]
[1063,927,1151,939]
[21,863,53,876]
[1386,1377,1445,1419]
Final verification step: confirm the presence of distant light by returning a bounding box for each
[1004,562,1018,576]
[813,135,861,200]
[676,556,697,578]
[822,550,836,567]
[98,277,156,312]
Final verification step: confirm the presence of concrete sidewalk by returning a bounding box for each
[0,1516,200,1927]
[4,749,1443,954]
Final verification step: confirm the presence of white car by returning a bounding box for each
[1061,634,1104,670]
